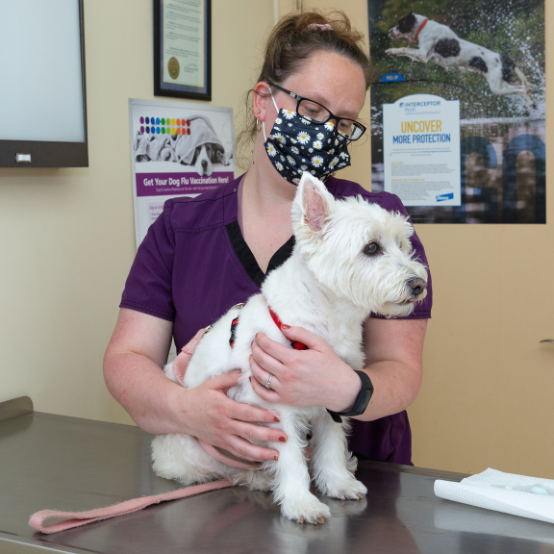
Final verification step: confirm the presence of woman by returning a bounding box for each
[104,11,431,466]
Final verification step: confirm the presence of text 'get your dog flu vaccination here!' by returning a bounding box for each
[129,98,236,246]
[383,93,461,207]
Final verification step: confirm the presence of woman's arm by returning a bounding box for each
[103,308,286,462]
[352,317,426,421]
[248,317,427,421]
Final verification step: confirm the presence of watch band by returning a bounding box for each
[327,370,374,423]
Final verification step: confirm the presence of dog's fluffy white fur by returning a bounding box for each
[386,12,534,107]
[152,172,428,524]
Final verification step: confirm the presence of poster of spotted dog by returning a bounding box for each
[129,98,235,246]
[369,0,545,223]
[383,94,461,206]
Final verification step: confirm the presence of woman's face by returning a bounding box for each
[265,50,367,134]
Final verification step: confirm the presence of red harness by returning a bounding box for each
[409,18,428,44]
[230,306,308,350]
[268,307,308,350]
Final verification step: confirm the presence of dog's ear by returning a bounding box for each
[293,172,334,233]
[190,145,201,165]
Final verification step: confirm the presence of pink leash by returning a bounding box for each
[29,479,233,534]
[29,332,256,534]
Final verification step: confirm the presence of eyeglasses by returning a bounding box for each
[269,83,367,141]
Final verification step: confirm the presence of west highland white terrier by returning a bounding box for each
[152,172,428,524]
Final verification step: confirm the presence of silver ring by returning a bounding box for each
[265,373,274,390]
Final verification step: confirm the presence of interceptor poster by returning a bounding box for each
[129,98,235,246]
[383,94,461,206]
[369,0,545,224]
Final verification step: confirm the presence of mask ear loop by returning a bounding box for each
[262,85,280,142]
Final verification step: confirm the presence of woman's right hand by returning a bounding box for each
[104,308,285,463]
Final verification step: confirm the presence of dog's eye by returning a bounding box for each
[363,243,380,256]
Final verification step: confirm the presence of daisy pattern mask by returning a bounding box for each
[263,89,351,185]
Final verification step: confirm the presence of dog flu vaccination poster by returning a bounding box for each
[369,0,545,224]
[129,98,235,246]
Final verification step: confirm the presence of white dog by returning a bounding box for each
[386,12,534,107]
[151,172,428,524]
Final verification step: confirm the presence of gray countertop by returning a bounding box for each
[1,403,554,554]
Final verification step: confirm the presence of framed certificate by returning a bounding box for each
[154,0,211,101]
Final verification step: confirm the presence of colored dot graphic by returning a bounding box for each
[140,116,194,136]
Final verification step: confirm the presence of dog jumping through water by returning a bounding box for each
[386,12,535,107]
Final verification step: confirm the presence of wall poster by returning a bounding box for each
[369,0,545,223]
[129,98,235,247]
[383,93,461,206]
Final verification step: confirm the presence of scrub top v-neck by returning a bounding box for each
[226,220,295,288]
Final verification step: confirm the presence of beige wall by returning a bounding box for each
[0,0,276,425]
[1,0,553,479]
[402,7,554,478]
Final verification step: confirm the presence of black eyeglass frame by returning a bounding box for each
[268,83,367,141]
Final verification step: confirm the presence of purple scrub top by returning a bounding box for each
[120,174,432,465]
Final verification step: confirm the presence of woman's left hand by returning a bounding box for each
[249,325,362,413]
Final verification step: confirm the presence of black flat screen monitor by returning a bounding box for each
[0,0,88,167]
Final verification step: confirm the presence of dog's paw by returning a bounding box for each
[386,48,399,56]
[320,477,367,501]
[281,494,331,525]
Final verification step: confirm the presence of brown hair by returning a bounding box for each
[237,10,373,164]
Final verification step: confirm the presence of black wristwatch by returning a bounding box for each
[327,370,374,423]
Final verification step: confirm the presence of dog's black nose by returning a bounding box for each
[408,278,427,296]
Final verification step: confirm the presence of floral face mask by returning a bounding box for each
[263,89,351,185]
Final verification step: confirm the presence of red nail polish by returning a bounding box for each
[279,436,286,442]
[249,376,252,382]
[272,455,279,461]
[249,354,252,360]
[281,324,291,330]
[274,416,280,422]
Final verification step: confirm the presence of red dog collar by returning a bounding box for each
[409,18,428,44]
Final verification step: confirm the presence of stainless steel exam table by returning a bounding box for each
[1,397,554,554]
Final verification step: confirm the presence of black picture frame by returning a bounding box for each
[0,0,88,168]
[154,0,211,101]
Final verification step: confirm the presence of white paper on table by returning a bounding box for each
[434,498,554,545]
[435,468,554,525]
